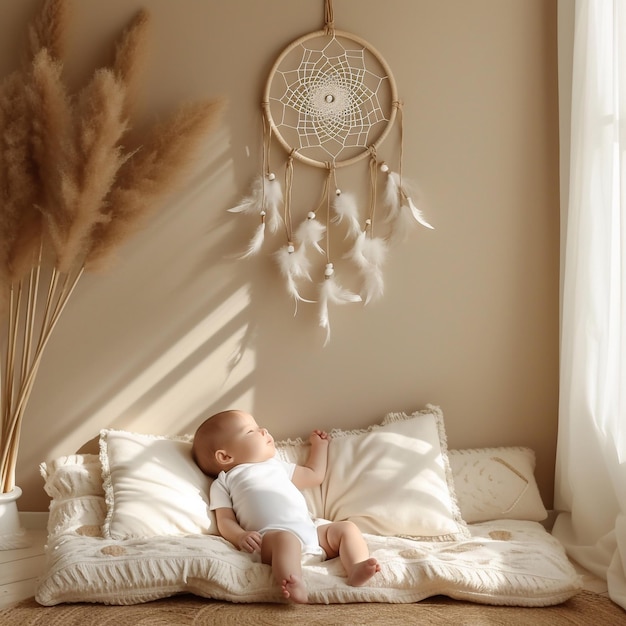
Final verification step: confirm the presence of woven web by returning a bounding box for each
[269,35,392,162]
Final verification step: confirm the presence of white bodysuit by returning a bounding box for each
[210,456,322,555]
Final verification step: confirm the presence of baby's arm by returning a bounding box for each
[214,508,262,553]
[292,429,330,489]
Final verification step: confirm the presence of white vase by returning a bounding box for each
[0,486,31,550]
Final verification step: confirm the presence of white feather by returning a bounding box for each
[387,206,416,243]
[383,171,434,231]
[383,171,402,222]
[275,244,314,309]
[406,196,434,229]
[319,275,362,346]
[345,230,368,268]
[237,222,266,258]
[345,231,388,304]
[227,175,283,233]
[362,266,385,304]
[275,244,311,280]
[227,176,264,214]
[264,177,283,233]
[361,234,388,267]
[361,237,387,303]
[294,217,326,254]
[332,192,361,238]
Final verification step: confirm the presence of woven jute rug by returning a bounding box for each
[1,591,625,625]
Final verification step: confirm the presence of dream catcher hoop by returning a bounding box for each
[228,0,433,345]
[263,27,397,169]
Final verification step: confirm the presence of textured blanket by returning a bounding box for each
[36,519,580,607]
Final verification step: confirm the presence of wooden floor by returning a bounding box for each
[0,515,47,609]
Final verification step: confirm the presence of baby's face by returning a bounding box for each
[223,412,275,465]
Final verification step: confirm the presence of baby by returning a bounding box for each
[192,409,380,603]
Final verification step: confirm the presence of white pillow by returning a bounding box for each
[447,446,547,523]
[40,454,104,500]
[99,429,217,539]
[40,454,107,538]
[319,406,469,540]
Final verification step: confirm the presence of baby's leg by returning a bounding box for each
[261,530,308,603]
[317,521,381,587]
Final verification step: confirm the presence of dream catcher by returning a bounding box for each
[228,0,433,344]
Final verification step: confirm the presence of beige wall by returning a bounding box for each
[0,0,560,512]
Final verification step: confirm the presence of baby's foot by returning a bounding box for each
[281,574,309,604]
[347,558,381,586]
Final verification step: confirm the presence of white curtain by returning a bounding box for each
[554,0,626,610]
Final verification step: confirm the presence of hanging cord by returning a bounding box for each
[324,0,335,35]
[262,111,273,179]
[283,151,296,243]
[317,163,334,264]
[367,146,378,238]
[260,111,273,225]
[395,100,404,193]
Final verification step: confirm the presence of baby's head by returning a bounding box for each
[192,409,275,477]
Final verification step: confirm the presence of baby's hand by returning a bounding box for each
[309,429,330,446]
[238,530,262,553]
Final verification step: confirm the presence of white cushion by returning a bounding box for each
[324,406,468,539]
[99,430,217,539]
[40,454,108,538]
[447,446,547,523]
[278,406,468,540]
[35,520,582,607]
[40,454,104,500]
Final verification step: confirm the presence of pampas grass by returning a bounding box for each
[111,9,150,121]
[87,99,223,269]
[0,72,40,297]
[0,0,223,494]
[26,0,68,63]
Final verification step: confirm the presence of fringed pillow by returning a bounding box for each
[278,405,469,541]
[447,446,547,523]
[99,430,217,539]
[324,406,468,539]
[40,454,107,538]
